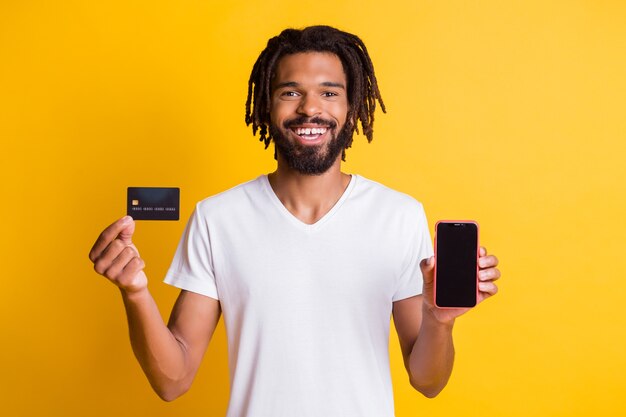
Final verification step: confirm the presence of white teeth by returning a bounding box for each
[295,127,327,136]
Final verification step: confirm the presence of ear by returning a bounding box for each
[346,110,356,131]
[348,113,360,135]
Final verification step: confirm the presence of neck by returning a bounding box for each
[268,154,351,225]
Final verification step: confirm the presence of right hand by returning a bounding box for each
[89,216,148,294]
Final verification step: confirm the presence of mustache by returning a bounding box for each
[283,116,337,130]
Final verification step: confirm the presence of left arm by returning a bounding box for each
[393,246,500,398]
[393,294,455,398]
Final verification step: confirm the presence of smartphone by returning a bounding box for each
[434,221,479,308]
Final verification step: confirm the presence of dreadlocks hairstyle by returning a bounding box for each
[244,25,386,160]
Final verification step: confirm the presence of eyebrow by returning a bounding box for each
[274,81,346,90]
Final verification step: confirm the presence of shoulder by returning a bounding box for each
[352,175,426,215]
[195,176,266,216]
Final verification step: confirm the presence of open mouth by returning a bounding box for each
[290,126,329,141]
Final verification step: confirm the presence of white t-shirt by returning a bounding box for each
[164,174,433,417]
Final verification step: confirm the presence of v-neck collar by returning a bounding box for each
[260,174,357,232]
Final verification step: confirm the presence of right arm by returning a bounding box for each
[89,216,221,401]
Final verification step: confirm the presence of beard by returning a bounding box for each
[269,116,353,175]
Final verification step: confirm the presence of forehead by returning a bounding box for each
[272,52,346,87]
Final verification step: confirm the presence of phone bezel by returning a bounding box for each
[433,220,480,309]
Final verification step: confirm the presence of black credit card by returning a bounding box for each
[127,187,180,220]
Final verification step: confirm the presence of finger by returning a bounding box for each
[479,254,499,269]
[420,256,435,284]
[89,216,133,262]
[478,267,501,282]
[480,246,487,257]
[93,239,129,275]
[478,281,498,296]
[117,219,136,246]
[118,257,146,288]
[103,246,141,281]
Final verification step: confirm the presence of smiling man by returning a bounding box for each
[268,52,350,176]
[89,26,500,417]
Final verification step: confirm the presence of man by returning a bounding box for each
[89,26,500,417]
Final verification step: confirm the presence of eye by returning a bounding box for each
[281,91,300,97]
[322,91,339,97]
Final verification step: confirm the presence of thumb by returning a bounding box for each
[420,256,435,284]
[117,218,136,245]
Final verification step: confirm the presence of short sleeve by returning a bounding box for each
[392,203,434,301]
[163,204,219,300]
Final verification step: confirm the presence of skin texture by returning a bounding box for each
[269,52,351,176]
[88,51,500,401]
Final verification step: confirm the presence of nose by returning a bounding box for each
[297,94,322,117]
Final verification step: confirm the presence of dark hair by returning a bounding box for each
[245,25,385,158]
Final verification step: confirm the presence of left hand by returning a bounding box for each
[420,246,500,324]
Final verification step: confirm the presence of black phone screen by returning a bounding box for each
[435,222,478,308]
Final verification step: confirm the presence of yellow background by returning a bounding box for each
[1,1,625,416]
